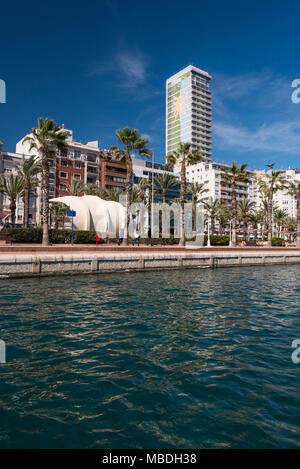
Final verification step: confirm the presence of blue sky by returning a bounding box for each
[1,0,300,170]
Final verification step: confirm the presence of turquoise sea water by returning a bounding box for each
[0,265,299,449]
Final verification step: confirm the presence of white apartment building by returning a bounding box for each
[166,65,212,159]
[255,169,300,218]
[132,156,179,180]
[0,141,38,225]
[186,160,255,203]
[132,156,180,202]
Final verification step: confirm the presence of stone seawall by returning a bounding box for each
[0,251,300,278]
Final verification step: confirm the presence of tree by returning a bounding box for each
[82,184,98,195]
[222,162,251,247]
[110,127,151,245]
[154,173,178,204]
[166,143,205,246]
[286,216,297,238]
[258,182,269,237]
[216,202,231,235]
[0,174,23,227]
[260,170,287,247]
[137,177,151,203]
[22,118,70,245]
[102,188,125,202]
[287,181,300,247]
[187,182,208,231]
[237,199,255,240]
[249,211,264,240]
[65,178,84,196]
[50,202,68,229]
[17,155,41,227]
[203,197,221,235]
[273,209,287,237]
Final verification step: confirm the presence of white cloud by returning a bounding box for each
[214,120,300,153]
[88,50,148,88]
[212,70,300,158]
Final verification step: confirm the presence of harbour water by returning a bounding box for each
[0,265,299,448]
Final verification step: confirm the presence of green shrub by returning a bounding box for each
[2,227,43,243]
[73,230,99,244]
[2,228,99,244]
[204,234,230,246]
[271,237,284,247]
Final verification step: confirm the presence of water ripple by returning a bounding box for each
[0,265,300,448]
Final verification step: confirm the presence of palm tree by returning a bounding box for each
[50,202,68,229]
[273,209,287,237]
[238,199,255,240]
[249,211,264,240]
[17,155,41,227]
[82,184,98,195]
[137,177,151,203]
[286,216,297,240]
[203,197,220,235]
[154,173,178,204]
[258,182,269,237]
[104,188,124,202]
[261,170,287,246]
[216,201,231,235]
[0,174,23,227]
[222,162,251,247]
[22,118,70,245]
[166,143,205,245]
[65,178,84,196]
[187,182,208,231]
[287,182,300,247]
[110,127,151,245]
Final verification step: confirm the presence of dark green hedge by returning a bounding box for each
[2,229,231,246]
[204,235,230,246]
[2,228,99,244]
[271,237,284,246]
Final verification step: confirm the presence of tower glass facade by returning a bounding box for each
[166,65,212,159]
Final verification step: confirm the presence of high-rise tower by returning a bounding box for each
[166,65,212,159]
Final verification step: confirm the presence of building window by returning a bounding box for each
[60,160,68,167]
[73,174,81,180]
[60,172,68,179]
[74,162,82,169]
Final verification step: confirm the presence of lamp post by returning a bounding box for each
[229,220,232,246]
[207,218,211,247]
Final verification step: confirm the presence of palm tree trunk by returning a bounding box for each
[267,187,273,247]
[231,183,237,247]
[244,222,247,240]
[163,190,166,205]
[41,152,50,246]
[23,182,30,228]
[211,215,215,235]
[179,161,186,246]
[123,151,133,246]
[192,196,196,232]
[10,201,16,228]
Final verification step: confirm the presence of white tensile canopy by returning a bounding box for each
[49,195,126,237]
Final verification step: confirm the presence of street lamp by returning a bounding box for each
[207,218,211,247]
